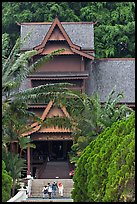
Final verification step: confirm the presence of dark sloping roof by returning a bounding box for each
[20,21,94,50]
[86,59,135,103]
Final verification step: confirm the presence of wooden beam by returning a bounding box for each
[31,134,73,141]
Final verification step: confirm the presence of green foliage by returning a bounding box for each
[2,33,11,58]
[72,112,135,202]
[2,35,78,194]
[67,88,132,163]
[80,2,135,58]
[2,152,26,196]
[2,34,78,152]
[2,35,71,122]
[2,35,65,107]
[2,2,135,58]
[2,160,12,202]
[72,141,96,202]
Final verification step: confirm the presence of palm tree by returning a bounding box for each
[2,35,80,192]
[2,34,78,137]
[18,137,36,157]
[2,98,40,154]
[2,33,76,129]
[67,89,133,163]
[2,152,26,197]
[2,35,71,114]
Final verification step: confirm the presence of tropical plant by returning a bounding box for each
[2,152,26,197]
[2,34,79,197]
[72,112,135,202]
[2,160,12,202]
[19,137,36,157]
[2,33,11,58]
[2,33,77,142]
[2,35,69,113]
[67,88,133,164]
[80,2,135,58]
[2,99,38,155]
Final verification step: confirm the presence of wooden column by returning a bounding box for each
[30,147,33,175]
[27,143,31,176]
[63,141,67,159]
[82,79,86,93]
[81,56,85,71]
[48,141,52,160]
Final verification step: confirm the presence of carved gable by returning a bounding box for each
[41,41,74,55]
[21,100,71,136]
[48,26,66,41]
[47,106,66,118]
[34,17,80,51]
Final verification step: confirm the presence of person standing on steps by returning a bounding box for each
[57,181,64,197]
[42,185,48,199]
[52,181,57,198]
[47,182,52,199]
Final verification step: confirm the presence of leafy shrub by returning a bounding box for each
[72,112,135,202]
[2,160,12,202]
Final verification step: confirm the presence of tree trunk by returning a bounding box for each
[10,143,13,153]
[20,149,22,157]
[11,142,15,153]
[12,179,15,197]
[16,142,19,154]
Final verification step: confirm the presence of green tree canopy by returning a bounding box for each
[67,89,133,163]
[2,2,135,58]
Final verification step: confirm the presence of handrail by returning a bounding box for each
[7,188,27,202]
[37,157,48,178]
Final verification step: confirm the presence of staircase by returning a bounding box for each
[39,161,70,179]
[30,178,74,198]
[23,161,74,202]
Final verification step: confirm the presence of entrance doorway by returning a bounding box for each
[51,141,63,160]
[31,140,73,177]
[32,140,73,162]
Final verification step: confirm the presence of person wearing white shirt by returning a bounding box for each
[42,185,48,199]
[47,183,52,199]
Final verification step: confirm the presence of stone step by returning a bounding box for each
[32,179,73,186]
[31,188,73,192]
[31,179,74,198]
[23,198,73,202]
[31,190,73,197]
[30,194,72,198]
[39,161,70,179]
[31,189,73,193]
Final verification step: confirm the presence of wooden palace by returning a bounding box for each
[19,17,135,178]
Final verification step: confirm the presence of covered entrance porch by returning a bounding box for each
[27,139,73,178]
[21,100,74,178]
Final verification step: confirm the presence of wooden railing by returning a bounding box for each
[36,157,48,178]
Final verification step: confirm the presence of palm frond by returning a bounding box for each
[12,84,80,104]
[2,37,21,74]
[2,50,38,92]
[18,137,36,151]
[41,116,73,130]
